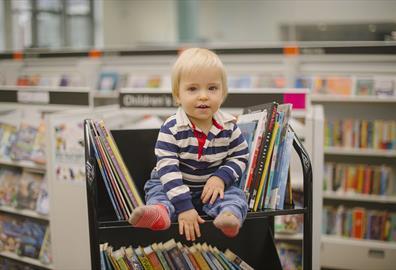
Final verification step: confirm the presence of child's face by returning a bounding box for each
[176,66,224,128]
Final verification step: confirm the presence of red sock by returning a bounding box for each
[130,204,170,230]
[221,226,240,238]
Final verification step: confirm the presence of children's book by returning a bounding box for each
[268,104,292,209]
[0,168,21,207]
[374,76,395,96]
[0,122,18,160]
[224,249,254,270]
[276,128,295,209]
[30,119,47,164]
[237,110,268,195]
[10,122,38,161]
[98,72,119,92]
[16,171,44,211]
[243,102,278,210]
[54,120,85,183]
[35,177,50,215]
[354,76,375,96]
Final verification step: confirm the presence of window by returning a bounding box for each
[10,0,93,50]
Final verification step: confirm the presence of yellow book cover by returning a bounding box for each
[360,120,368,148]
[356,165,365,193]
[106,246,121,270]
[113,249,129,270]
[189,245,210,270]
[136,246,154,270]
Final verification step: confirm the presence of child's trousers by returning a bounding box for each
[144,170,248,223]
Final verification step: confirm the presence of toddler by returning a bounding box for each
[129,48,249,241]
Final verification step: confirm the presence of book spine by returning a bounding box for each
[162,250,177,270]
[155,250,171,270]
[253,119,279,211]
[95,122,136,211]
[93,124,130,219]
[264,113,284,209]
[88,123,123,220]
[249,103,277,209]
[191,251,210,270]
[98,121,144,207]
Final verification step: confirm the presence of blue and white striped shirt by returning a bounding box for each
[154,107,249,214]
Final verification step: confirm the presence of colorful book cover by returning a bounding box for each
[16,171,44,211]
[0,123,18,160]
[276,129,295,209]
[354,76,375,96]
[224,249,254,270]
[374,76,395,97]
[243,102,278,210]
[10,122,38,161]
[30,120,47,165]
[98,72,119,92]
[54,120,85,183]
[97,120,144,207]
[0,168,21,207]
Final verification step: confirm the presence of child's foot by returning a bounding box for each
[213,211,241,238]
[128,204,170,230]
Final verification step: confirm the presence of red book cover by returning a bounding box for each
[352,208,365,239]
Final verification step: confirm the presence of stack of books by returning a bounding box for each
[100,239,253,270]
[86,120,144,220]
[237,102,295,211]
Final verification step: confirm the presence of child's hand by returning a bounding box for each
[178,209,205,241]
[201,176,225,205]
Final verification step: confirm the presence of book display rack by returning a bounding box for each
[84,123,313,269]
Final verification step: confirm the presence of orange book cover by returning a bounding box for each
[352,208,365,239]
[326,76,353,96]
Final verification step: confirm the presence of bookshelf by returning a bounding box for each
[0,250,53,270]
[307,52,396,269]
[84,123,313,269]
[6,43,394,269]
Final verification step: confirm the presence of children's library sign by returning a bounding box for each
[121,93,176,107]
[120,90,307,110]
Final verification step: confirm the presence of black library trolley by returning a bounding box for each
[84,125,313,269]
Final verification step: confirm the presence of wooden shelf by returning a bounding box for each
[0,250,52,269]
[0,159,46,173]
[311,94,396,103]
[323,191,396,203]
[324,147,396,157]
[0,205,49,221]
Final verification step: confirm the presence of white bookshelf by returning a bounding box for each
[0,205,49,221]
[311,94,396,103]
[275,232,304,241]
[308,52,396,269]
[0,250,53,270]
[324,147,396,157]
[323,191,396,204]
[321,235,396,270]
[0,159,46,173]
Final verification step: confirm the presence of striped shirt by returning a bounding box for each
[154,107,249,214]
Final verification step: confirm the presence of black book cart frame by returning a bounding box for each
[84,122,313,269]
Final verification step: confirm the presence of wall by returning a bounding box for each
[102,0,177,47]
[198,0,396,43]
[101,0,396,47]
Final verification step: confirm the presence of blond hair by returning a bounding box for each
[171,48,228,100]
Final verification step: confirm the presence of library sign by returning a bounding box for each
[120,93,177,108]
[120,91,307,110]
